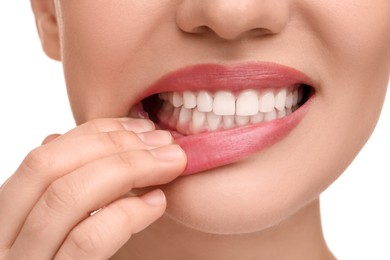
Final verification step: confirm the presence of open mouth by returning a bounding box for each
[138,84,312,136]
[129,63,315,175]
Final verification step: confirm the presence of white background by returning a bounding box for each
[1,2,389,259]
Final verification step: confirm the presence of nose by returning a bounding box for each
[176,0,290,40]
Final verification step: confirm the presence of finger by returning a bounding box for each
[10,145,186,259]
[0,130,172,248]
[54,190,166,260]
[57,117,155,141]
[41,134,61,145]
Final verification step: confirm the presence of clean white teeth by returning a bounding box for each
[197,91,213,112]
[264,109,277,122]
[178,107,191,125]
[191,109,206,132]
[277,109,286,119]
[285,92,293,109]
[213,91,235,116]
[168,92,183,108]
[183,91,197,109]
[236,90,259,116]
[223,115,235,129]
[235,115,250,126]
[250,113,265,124]
[158,87,305,134]
[275,89,287,111]
[259,91,275,113]
[207,112,221,131]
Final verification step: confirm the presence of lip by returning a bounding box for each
[135,62,315,176]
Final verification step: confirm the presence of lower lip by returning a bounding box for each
[175,98,312,176]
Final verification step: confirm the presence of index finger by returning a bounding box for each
[56,117,155,142]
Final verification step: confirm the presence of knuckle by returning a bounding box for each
[43,179,78,213]
[67,226,103,258]
[116,152,137,170]
[101,131,130,151]
[110,201,135,224]
[21,147,53,176]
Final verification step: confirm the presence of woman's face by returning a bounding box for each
[51,0,390,234]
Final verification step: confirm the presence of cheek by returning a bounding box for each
[59,1,174,123]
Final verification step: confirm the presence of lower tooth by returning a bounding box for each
[264,109,277,122]
[235,115,250,126]
[207,113,222,131]
[223,115,235,129]
[168,108,180,128]
[250,113,265,124]
[177,107,192,133]
[179,107,192,124]
[191,109,206,132]
[277,109,286,119]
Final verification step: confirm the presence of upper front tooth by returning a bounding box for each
[197,91,213,112]
[172,92,183,107]
[275,89,287,111]
[183,91,197,109]
[213,91,235,116]
[236,90,259,116]
[259,91,275,113]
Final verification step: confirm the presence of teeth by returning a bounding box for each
[285,92,293,109]
[207,112,222,131]
[223,115,235,129]
[213,91,235,116]
[158,86,306,134]
[236,90,259,116]
[197,91,213,112]
[275,89,287,111]
[292,90,299,107]
[183,91,197,109]
[168,108,180,128]
[191,109,206,132]
[178,107,191,125]
[235,115,250,126]
[264,109,277,122]
[170,92,183,108]
[277,109,286,119]
[259,91,275,113]
[250,113,265,124]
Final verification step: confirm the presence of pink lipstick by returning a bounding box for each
[134,62,315,175]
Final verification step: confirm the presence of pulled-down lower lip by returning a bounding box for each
[131,62,316,176]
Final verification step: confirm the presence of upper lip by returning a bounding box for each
[137,62,314,103]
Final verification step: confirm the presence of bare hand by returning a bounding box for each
[0,118,186,259]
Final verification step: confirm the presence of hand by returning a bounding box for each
[0,118,186,259]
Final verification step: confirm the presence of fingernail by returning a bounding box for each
[150,144,184,161]
[121,118,155,133]
[138,131,173,146]
[141,189,166,206]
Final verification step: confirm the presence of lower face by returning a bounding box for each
[57,0,390,234]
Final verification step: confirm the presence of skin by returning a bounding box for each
[0,0,389,259]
